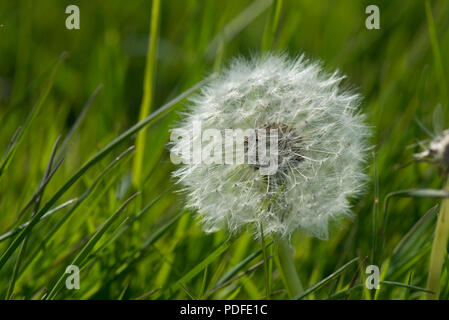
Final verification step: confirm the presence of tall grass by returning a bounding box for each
[0,0,448,300]
[132,0,161,189]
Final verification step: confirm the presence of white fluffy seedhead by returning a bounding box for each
[170,53,371,240]
[414,129,449,169]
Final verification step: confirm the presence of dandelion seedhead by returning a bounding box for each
[170,53,371,240]
[414,129,449,170]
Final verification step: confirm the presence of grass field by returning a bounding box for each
[1,0,449,300]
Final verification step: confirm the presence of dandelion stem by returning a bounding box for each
[426,176,449,299]
[275,236,303,298]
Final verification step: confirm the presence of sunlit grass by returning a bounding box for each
[0,0,448,300]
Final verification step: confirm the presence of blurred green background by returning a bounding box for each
[1,0,449,299]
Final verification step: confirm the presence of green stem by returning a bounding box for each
[275,236,303,298]
[426,177,449,299]
[259,223,271,299]
[132,0,161,188]
[261,0,282,52]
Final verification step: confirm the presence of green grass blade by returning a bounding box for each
[206,0,273,59]
[23,147,134,263]
[261,0,282,51]
[167,239,233,295]
[5,136,62,299]
[45,192,139,299]
[213,246,267,290]
[1,127,21,163]
[372,152,380,265]
[294,257,359,300]
[207,259,265,297]
[0,77,207,271]
[381,188,449,237]
[56,83,103,161]
[0,199,78,243]
[425,0,448,106]
[0,52,67,179]
[134,288,161,300]
[379,188,449,261]
[392,204,438,256]
[380,280,433,294]
[133,0,161,188]
[87,211,185,297]
[99,187,173,246]
[259,224,270,299]
[0,146,134,273]
[117,282,129,300]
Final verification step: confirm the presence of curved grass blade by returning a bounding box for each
[0,77,207,271]
[381,188,449,237]
[56,83,104,161]
[380,280,433,294]
[91,186,174,251]
[212,245,268,290]
[6,136,62,299]
[117,282,129,300]
[9,140,69,226]
[133,288,161,300]
[294,257,359,300]
[392,204,438,256]
[425,0,448,106]
[1,127,21,163]
[261,0,282,51]
[2,146,135,286]
[387,205,438,282]
[18,147,134,272]
[379,188,449,261]
[0,52,67,179]
[205,0,273,59]
[87,217,130,261]
[40,146,135,245]
[166,239,233,295]
[85,211,185,298]
[0,199,78,243]
[327,283,364,300]
[207,259,266,297]
[45,192,139,299]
